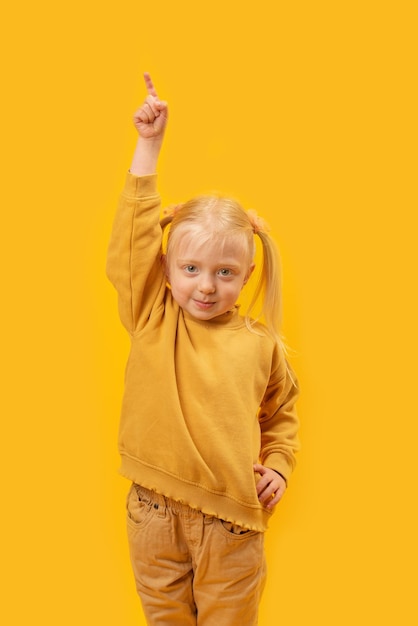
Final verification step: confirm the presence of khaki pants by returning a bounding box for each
[126,484,266,626]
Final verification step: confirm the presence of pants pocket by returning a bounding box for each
[217,518,259,539]
[126,483,154,528]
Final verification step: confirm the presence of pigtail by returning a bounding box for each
[245,230,283,347]
[160,204,183,230]
[246,230,296,387]
[160,214,173,230]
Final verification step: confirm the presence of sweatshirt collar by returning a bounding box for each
[181,305,244,328]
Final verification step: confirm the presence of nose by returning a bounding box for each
[198,274,216,294]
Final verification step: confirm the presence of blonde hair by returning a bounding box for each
[160,195,284,344]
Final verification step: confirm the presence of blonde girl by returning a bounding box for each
[107,73,299,626]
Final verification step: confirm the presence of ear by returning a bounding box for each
[243,263,255,286]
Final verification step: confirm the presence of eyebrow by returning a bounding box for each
[177,258,243,270]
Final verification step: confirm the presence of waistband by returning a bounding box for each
[132,483,214,519]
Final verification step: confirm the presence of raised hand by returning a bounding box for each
[133,72,168,139]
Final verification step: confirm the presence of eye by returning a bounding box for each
[218,268,233,277]
[184,265,198,273]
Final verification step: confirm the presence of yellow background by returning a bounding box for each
[1,1,417,624]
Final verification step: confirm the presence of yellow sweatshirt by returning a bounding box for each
[107,173,300,531]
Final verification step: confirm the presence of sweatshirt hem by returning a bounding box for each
[119,454,271,532]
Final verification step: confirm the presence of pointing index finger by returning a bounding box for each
[143,72,158,97]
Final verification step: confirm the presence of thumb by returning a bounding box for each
[253,463,266,475]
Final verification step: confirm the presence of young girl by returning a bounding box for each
[107,73,300,626]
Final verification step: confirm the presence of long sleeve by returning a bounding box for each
[106,172,166,334]
[258,350,300,481]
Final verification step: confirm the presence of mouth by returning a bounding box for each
[193,299,215,310]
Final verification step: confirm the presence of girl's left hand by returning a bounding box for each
[132,72,168,139]
[254,463,287,510]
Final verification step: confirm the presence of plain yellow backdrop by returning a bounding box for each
[1,1,417,624]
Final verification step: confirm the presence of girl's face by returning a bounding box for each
[166,231,254,321]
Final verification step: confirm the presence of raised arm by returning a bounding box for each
[107,73,168,333]
[130,72,168,176]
